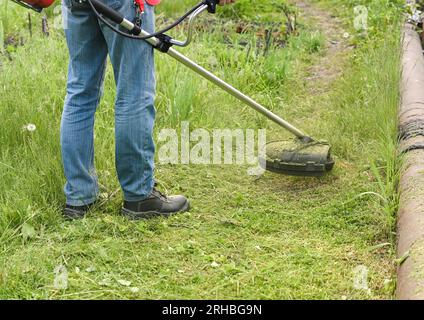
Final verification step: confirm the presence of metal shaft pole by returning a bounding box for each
[142,30,308,139]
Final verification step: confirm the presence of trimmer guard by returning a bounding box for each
[262,139,335,176]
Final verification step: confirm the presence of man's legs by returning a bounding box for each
[61,2,108,206]
[61,1,189,219]
[100,2,156,201]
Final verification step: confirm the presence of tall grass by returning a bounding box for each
[329,36,401,235]
[317,0,403,235]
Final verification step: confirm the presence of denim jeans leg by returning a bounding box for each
[61,3,108,206]
[100,3,156,201]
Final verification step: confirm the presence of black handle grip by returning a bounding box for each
[90,0,124,24]
[204,0,219,14]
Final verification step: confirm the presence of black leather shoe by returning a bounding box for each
[122,188,190,220]
[63,203,95,220]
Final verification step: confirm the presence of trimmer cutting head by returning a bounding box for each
[262,138,335,176]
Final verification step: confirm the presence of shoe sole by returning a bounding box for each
[63,208,87,220]
[63,201,97,220]
[121,201,190,220]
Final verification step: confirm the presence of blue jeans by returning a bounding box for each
[61,0,156,206]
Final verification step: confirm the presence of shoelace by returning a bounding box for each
[151,187,168,201]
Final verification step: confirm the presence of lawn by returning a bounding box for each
[0,0,403,299]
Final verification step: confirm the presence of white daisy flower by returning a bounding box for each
[23,123,37,132]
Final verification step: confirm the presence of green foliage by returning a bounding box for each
[0,19,4,53]
[219,0,296,23]
[326,28,401,236]
[318,0,404,39]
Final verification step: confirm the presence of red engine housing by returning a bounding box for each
[146,0,161,5]
[23,0,55,8]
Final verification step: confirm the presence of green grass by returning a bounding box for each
[0,0,402,299]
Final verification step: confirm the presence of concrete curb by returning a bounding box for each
[397,23,424,300]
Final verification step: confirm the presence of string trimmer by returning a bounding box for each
[12,0,335,176]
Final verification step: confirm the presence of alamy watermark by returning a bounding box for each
[354,5,368,32]
[353,265,371,295]
[157,122,266,176]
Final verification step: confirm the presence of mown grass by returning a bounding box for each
[0,0,402,299]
